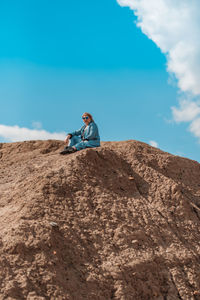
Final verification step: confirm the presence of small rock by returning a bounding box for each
[132,240,138,244]
[49,221,58,227]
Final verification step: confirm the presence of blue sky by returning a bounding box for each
[0,0,199,162]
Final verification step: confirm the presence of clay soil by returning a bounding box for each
[0,140,200,300]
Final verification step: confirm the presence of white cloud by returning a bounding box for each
[189,118,200,141]
[0,124,66,142]
[117,0,200,96]
[172,100,200,123]
[149,140,158,148]
[32,121,42,129]
[117,0,200,142]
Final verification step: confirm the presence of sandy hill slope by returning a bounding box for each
[0,140,200,300]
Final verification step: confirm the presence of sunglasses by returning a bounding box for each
[82,116,89,120]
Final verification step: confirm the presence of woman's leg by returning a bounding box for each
[69,136,82,147]
[61,138,100,154]
[73,140,100,151]
[60,136,81,154]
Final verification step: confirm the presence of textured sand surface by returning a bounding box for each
[0,140,200,300]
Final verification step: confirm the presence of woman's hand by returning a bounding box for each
[64,134,71,144]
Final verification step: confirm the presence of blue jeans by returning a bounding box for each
[69,136,100,151]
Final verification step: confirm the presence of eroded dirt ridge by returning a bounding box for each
[0,140,200,300]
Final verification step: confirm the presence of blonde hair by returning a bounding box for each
[82,112,94,122]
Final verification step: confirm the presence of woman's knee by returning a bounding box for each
[69,136,80,146]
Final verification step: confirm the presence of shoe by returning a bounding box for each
[60,150,69,155]
[67,147,77,154]
[60,147,77,155]
[60,146,69,155]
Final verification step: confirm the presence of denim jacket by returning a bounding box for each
[69,121,100,142]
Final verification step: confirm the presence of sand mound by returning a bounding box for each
[0,140,200,300]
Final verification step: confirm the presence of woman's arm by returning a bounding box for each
[68,126,84,137]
